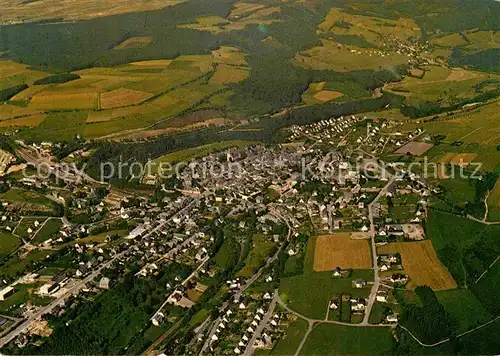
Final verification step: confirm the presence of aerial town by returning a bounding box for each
[0,113,458,355]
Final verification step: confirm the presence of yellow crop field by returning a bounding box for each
[0,114,46,127]
[243,6,280,19]
[30,91,98,110]
[113,36,153,50]
[129,60,173,67]
[448,153,478,166]
[316,81,326,91]
[439,153,457,163]
[377,241,457,291]
[313,233,372,271]
[317,8,343,33]
[230,2,265,17]
[313,90,344,102]
[0,104,41,120]
[209,65,249,84]
[0,60,47,89]
[100,88,153,109]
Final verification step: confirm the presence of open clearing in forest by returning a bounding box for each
[113,36,153,50]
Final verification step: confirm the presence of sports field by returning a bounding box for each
[313,234,372,271]
[377,241,457,290]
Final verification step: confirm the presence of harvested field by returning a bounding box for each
[0,61,47,89]
[30,91,98,110]
[439,152,457,163]
[410,68,424,77]
[230,2,265,17]
[445,68,480,82]
[449,153,477,166]
[130,60,173,67]
[394,142,433,156]
[113,36,153,50]
[0,114,46,127]
[313,234,372,271]
[99,88,153,109]
[377,241,457,291]
[0,104,41,120]
[316,81,326,90]
[313,90,344,102]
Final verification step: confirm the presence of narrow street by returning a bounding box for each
[243,291,278,356]
[362,176,396,325]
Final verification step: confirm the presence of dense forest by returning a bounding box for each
[0,84,28,102]
[33,73,81,85]
[399,286,456,344]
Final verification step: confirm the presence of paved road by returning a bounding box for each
[0,248,127,347]
[275,292,391,356]
[362,176,396,325]
[0,200,195,348]
[399,315,500,347]
[199,212,293,355]
[243,291,278,356]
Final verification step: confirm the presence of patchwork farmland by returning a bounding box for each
[0,47,249,140]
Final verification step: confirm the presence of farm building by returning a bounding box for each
[0,286,15,301]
